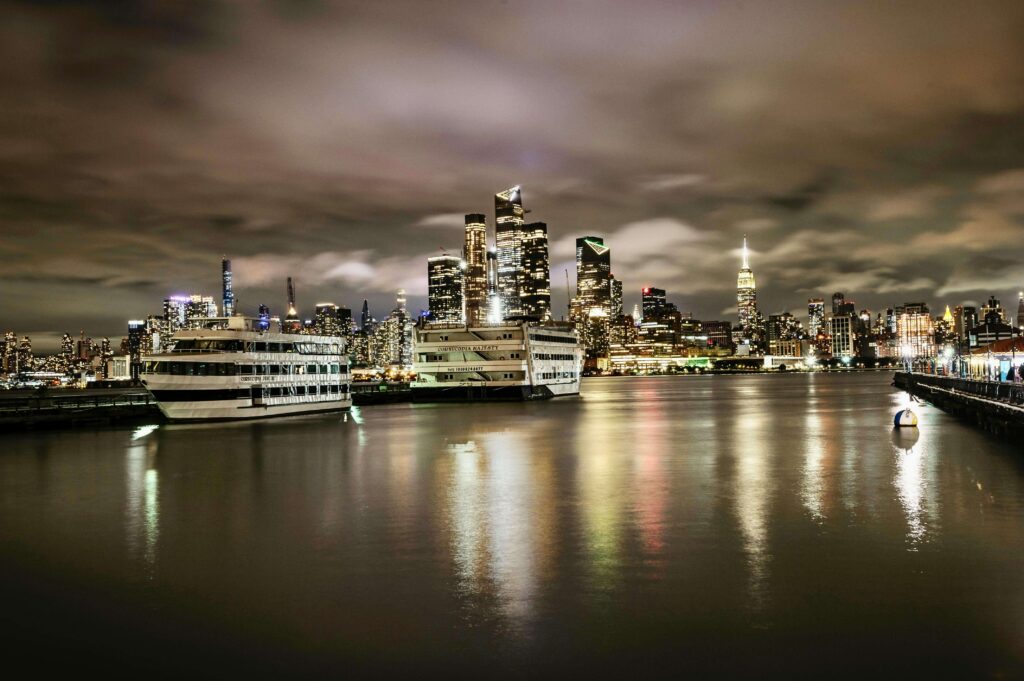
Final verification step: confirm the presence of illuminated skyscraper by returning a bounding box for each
[807,298,825,336]
[895,302,936,358]
[313,303,342,336]
[184,294,217,327]
[495,186,525,318]
[736,237,758,341]
[609,275,623,318]
[520,222,551,320]
[642,287,667,321]
[1017,292,1024,330]
[573,236,611,320]
[463,213,489,325]
[127,320,145,378]
[427,255,465,324]
[222,257,234,317]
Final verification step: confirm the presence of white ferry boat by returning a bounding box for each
[140,316,351,421]
[411,321,582,401]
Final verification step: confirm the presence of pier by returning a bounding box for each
[0,388,160,430]
[894,372,1024,438]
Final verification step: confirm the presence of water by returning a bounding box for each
[2,372,1023,678]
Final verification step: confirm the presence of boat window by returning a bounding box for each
[240,365,254,375]
[330,364,339,374]
[296,386,306,396]
[255,365,267,375]
[283,343,294,353]
[329,384,339,394]
[307,364,318,374]
[269,387,282,397]
[266,343,280,353]
[254,342,267,352]
[269,365,280,375]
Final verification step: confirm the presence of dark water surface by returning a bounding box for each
[2,372,1024,678]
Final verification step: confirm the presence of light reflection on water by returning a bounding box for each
[3,373,1024,675]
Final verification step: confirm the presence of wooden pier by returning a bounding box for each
[894,372,1024,438]
[0,388,160,430]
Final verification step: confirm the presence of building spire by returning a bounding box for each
[742,235,749,269]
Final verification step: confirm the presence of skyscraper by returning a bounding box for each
[520,222,551,320]
[495,186,525,318]
[642,287,667,321]
[896,302,936,358]
[1017,292,1024,330]
[313,303,342,336]
[736,237,758,341]
[573,236,611,320]
[222,257,234,317]
[609,275,623,318]
[283,277,301,333]
[427,255,466,324]
[807,298,825,337]
[127,320,145,379]
[360,300,371,331]
[463,213,488,325]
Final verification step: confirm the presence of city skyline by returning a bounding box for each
[3,1,1024,349]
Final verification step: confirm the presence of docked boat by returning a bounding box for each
[140,316,351,421]
[411,321,582,401]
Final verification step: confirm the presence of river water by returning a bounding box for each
[2,372,1023,678]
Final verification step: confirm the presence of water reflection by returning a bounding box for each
[125,426,160,573]
[891,427,936,548]
[732,404,771,612]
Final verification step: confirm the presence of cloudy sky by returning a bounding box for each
[3,0,1024,349]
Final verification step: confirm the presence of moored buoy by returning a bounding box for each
[894,408,918,428]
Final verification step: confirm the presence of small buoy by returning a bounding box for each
[894,408,918,428]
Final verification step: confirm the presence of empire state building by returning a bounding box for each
[737,236,758,339]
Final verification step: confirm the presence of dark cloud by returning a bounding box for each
[2,0,1024,349]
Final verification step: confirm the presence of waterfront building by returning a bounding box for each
[969,320,1019,348]
[767,312,800,355]
[222,258,234,317]
[520,222,551,320]
[495,186,526,319]
[829,314,856,359]
[701,320,733,349]
[953,305,977,345]
[573,237,611,319]
[427,255,466,324]
[895,302,936,358]
[463,214,489,325]
[808,298,825,337]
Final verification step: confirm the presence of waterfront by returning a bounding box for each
[2,372,1023,678]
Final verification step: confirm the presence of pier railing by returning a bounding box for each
[901,372,1024,406]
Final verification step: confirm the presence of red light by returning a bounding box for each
[643,288,650,294]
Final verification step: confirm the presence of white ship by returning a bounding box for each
[411,321,582,401]
[140,317,351,421]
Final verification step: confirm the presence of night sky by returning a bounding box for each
[3,0,1024,349]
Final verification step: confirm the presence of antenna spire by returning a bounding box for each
[742,235,749,269]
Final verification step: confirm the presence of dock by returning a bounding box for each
[894,372,1024,438]
[350,381,412,405]
[0,388,160,430]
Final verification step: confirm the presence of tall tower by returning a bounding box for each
[360,300,371,330]
[807,298,825,337]
[520,221,551,320]
[221,257,234,317]
[736,236,758,340]
[573,236,611,320]
[1017,291,1024,330]
[495,185,525,319]
[463,213,488,325]
[283,277,301,333]
[427,255,465,324]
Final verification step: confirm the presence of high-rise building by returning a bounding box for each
[895,302,936,358]
[520,222,551,320]
[642,287,667,321]
[495,186,526,318]
[283,277,302,333]
[736,237,760,346]
[1017,292,1024,330]
[257,304,271,331]
[463,213,489,325]
[222,258,234,317]
[360,300,371,331]
[127,320,145,379]
[184,294,217,327]
[163,296,188,333]
[313,303,342,336]
[574,237,611,319]
[829,314,856,359]
[609,275,623,319]
[427,255,465,324]
[981,295,1005,324]
[808,298,825,337]
[486,250,500,323]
